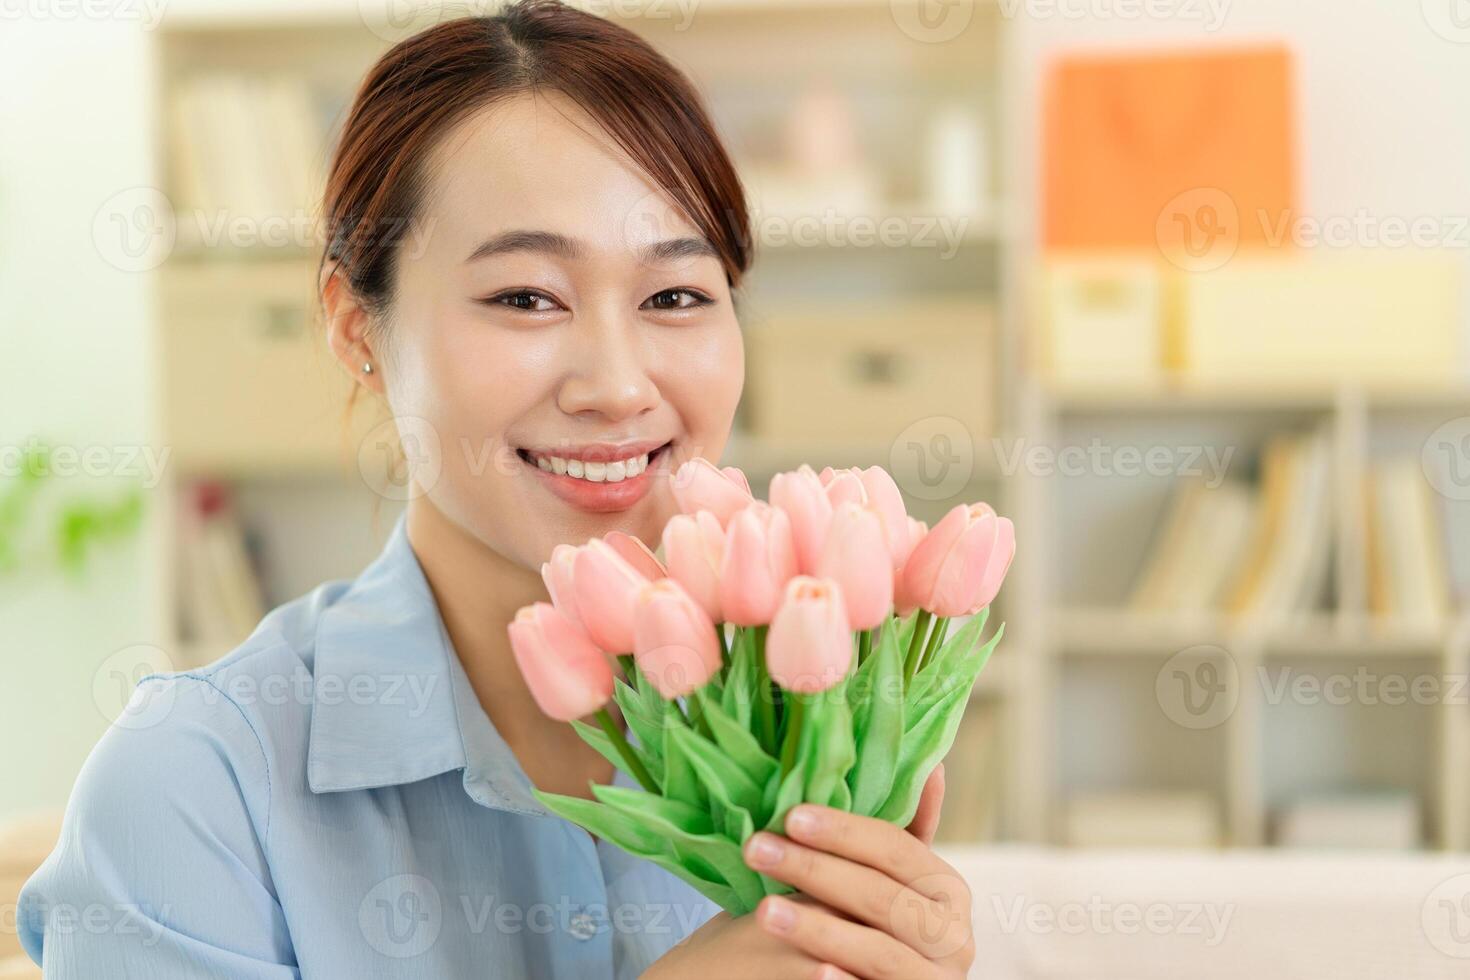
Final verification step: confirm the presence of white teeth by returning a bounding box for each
[529,450,654,483]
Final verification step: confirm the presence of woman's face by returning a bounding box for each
[375,90,744,571]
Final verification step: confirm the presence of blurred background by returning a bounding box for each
[7,0,1470,974]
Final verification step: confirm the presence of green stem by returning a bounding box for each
[777,692,805,782]
[594,706,658,793]
[902,609,934,685]
[616,653,635,683]
[918,617,950,674]
[715,621,730,671]
[857,628,872,667]
[753,624,776,754]
[685,685,714,740]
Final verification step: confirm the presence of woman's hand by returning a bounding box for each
[741,764,975,979]
[644,766,971,980]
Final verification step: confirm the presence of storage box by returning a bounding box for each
[1039,253,1164,386]
[1172,250,1461,386]
[743,301,995,447]
[159,260,383,474]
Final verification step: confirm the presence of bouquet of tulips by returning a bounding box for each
[507,457,1015,916]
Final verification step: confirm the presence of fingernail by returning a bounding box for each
[762,897,795,933]
[745,833,784,868]
[786,806,821,836]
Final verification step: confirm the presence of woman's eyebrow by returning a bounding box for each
[464,229,717,265]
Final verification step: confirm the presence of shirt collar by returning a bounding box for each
[307,511,575,817]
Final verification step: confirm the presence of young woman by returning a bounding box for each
[18,3,975,976]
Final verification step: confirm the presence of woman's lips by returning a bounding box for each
[520,443,671,513]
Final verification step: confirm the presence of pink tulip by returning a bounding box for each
[769,465,833,574]
[603,530,666,581]
[572,538,651,652]
[541,543,584,627]
[722,465,752,495]
[857,466,912,570]
[718,501,799,625]
[661,511,726,622]
[766,576,853,693]
[901,502,1016,617]
[670,457,753,527]
[893,517,929,617]
[822,468,867,509]
[632,579,722,699]
[508,602,613,721]
[816,502,894,630]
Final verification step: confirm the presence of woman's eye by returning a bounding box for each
[484,290,558,312]
[643,288,712,311]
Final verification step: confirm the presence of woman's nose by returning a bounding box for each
[555,315,661,423]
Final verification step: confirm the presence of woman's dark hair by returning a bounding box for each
[319,0,753,322]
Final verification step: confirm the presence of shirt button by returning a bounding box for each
[567,907,599,941]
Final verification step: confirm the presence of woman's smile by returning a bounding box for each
[516,438,676,513]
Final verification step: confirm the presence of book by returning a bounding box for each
[177,481,267,650]
[1365,457,1449,624]
[1275,792,1421,850]
[1063,791,1221,848]
[1129,477,1256,614]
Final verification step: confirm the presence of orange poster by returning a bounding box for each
[1042,45,1296,251]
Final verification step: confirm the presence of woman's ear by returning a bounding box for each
[320,260,387,396]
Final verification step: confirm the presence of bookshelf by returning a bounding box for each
[144,0,1020,845]
[1011,380,1470,850]
[142,1,1470,855]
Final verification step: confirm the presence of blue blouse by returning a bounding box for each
[17,512,720,977]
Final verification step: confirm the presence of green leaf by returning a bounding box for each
[801,688,856,811]
[907,608,988,708]
[695,685,778,788]
[613,676,666,775]
[661,714,706,809]
[667,724,765,821]
[875,680,972,826]
[846,621,904,816]
[721,626,756,729]
[533,788,743,912]
[570,718,660,792]
[591,784,767,913]
[909,622,1004,734]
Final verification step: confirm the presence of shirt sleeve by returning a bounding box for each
[16,675,299,978]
